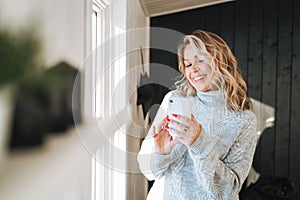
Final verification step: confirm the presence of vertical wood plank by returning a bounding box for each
[275,0,293,177]
[259,0,278,176]
[289,0,300,188]
[205,5,220,34]
[234,0,249,83]
[248,0,263,171]
[220,2,235,49]
[177,11,194,34]
[191,7,207,32]
[248,0,263,100]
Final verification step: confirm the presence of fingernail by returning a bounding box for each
[165,118,170,122]
[172,114,178,117]
[165,125,169,129]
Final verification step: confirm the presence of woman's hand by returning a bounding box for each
[153,118,179,155]
[166,114,201,147]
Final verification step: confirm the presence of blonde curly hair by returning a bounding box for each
[176,30,252,112]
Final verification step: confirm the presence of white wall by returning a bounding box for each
[0,0,85,68]
[0,1,90,199]
[0,0,150,199]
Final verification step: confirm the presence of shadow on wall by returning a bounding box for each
[245,98,275,186]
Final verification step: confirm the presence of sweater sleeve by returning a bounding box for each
[188,112,258,199]
[137,91,186,180]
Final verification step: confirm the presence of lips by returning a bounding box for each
[193,75,206,81]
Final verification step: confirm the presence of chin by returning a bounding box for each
[193,84,209,92]
[199,88,210,92]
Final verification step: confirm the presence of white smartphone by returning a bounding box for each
[167,95,192,138]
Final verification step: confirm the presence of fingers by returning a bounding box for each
[153,118,168,135]
[170,113,196,125]
[167,127,191,145]
[157,119,167,130]
[168,120,189,133]
[167,113,202,146]
[167,127,185,138]
[168,114,190,131]
[170,114,190,124]
[153,114,201,147]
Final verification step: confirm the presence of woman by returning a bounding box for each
[137,30,258,200]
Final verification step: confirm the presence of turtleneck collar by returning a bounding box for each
[196,90,226,107]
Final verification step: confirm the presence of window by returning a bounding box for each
[88,1,127,200]
[92,1,105,118]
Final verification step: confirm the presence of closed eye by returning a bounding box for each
[185,63,192,68]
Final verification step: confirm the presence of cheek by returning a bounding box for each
[203,64,213,73]
[184,69,193,81]
[184,68,189,77]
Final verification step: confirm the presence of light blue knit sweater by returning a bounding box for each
[138,90,258,200]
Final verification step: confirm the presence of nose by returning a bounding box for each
[191,57,200,69]
[191,61,199,71]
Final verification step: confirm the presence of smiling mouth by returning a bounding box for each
[193,75,206,81]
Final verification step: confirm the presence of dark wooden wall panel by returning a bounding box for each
[191,8,206,31]
[290,0,300,187]
[220,3,234,49]
[234,0,249,84]
[248,0,263,100]
[205,6,220,34]
[275,0,293,177]
[150,0,300,189]
[248,0,263,171]
[260,0,278,176]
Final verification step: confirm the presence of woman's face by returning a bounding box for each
[183,45,215,92]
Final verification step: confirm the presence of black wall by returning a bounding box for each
[150,0,300,188]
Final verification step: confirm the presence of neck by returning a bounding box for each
[196,90,226,107]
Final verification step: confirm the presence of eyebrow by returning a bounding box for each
[184,55,198,61]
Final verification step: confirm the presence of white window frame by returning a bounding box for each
[89,1,111,200]
[87,1,127,200]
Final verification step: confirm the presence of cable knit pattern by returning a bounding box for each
[138,90,258,200]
